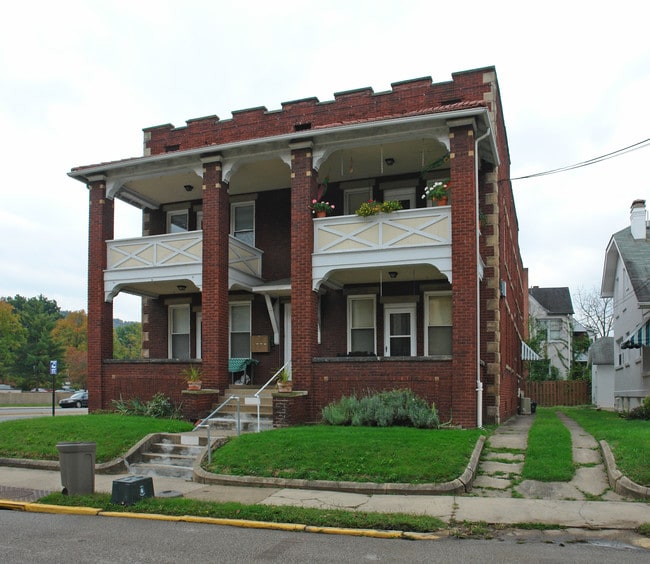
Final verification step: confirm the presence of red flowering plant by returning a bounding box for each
[311,199,335,215]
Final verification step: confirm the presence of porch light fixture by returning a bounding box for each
[184,184,194,192]
[388,271,398,279]
[177,284,187,291]
[384,157,395,166]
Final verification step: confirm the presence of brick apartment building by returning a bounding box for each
[69,66,528,428]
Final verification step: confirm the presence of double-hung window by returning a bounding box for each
[344,187,373,215]
[347,295,376,354]
[425,292,452,356]
[230,302,251,358]
[231,202,255,246]
[169,304,190,360]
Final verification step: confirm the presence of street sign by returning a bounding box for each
[50,360,58,375]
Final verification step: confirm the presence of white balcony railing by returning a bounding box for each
[312,207,453,290]
[105,231,263,299]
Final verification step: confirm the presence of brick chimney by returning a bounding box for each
[630,199,647,240]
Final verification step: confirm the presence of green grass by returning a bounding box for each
[521,408,574,482]
[0,414,192,463]
[558,407,650,487]
[37,492,446,532]
[206,426,485,484]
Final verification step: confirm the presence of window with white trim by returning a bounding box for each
[168,304,190,360]
[347,295,376,354]
[344,187,373,215]
[425,292,452,356]
[230,302,251,358]
[231,202,255,246]
[167,210,189,233]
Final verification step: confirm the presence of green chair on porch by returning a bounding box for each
[228,358,259,385]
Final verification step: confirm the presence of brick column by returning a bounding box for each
[87,177,114,411]
[289,142,318,409]
[201,156,229,390]
[448,120,479,427]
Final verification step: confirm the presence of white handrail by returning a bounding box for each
[253,361,291,432]
[194,394,240,464]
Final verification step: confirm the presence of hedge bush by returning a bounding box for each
[322,389,439,428]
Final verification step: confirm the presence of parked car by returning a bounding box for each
[59,391,88,408]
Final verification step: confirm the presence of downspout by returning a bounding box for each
[474,127,491,429]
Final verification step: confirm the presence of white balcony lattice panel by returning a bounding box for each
[314,208,451,253]
[312,208,453,290]
[108,231,203,270]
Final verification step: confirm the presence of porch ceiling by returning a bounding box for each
[324,264,447,288]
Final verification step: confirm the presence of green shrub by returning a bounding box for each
[112,392,183,419]
[321,389,438,428]
[626,396,650,420]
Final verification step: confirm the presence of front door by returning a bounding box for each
[384,304,416,357]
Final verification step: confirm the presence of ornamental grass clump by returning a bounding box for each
[322,389,438,428]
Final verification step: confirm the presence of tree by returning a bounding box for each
[114,322,142,360]
[5,295,64,389]
[0,300,26,382]
[52,310,88,388]
[574,286,613,339]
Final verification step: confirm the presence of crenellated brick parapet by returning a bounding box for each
[142,69,496,156]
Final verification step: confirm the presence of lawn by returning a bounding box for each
[205,425,485,484]
[559,407,650,487]
[521,408,574,481]
[0,414,192,463]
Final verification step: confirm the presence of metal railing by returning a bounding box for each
[193,394,240,464]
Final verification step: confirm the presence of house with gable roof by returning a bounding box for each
[601,199,650,410]
[528,286,575,379]
[68,67,528,428]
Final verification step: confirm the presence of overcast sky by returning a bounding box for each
[1,1,648,321]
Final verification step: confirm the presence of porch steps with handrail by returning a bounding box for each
[203,385,275,432]
[126,433,208,480]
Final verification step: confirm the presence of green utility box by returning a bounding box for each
[111,476,155,505]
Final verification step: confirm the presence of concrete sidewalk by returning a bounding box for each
[1,414,650,533]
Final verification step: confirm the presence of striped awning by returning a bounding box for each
[621,320,650,349]
[521,341,541,361]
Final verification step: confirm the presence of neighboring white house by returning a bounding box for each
[590,337,615,409]
[529,286,575,379]
[601,199,650,411]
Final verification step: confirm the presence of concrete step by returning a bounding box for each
[140,452,196,467]
[128,462,194,480]
[147,442,203,457]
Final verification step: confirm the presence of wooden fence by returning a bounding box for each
[523,380,591,406]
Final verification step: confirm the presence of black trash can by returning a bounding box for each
[531,401,537,414]
[56,442,96,495]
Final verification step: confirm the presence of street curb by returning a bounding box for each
[192,435,486,495]
[600,440,650,500]
[0,500,442,540]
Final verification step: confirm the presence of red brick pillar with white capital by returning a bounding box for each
[87,177,114,411]
[201,156,230,390]
[289,142,318,412]
[448,120,480,428]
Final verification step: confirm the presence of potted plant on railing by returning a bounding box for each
[276,368,292,392]
[182,365,203,390]
[422,179,450,206]
[355,200,403,217]
[311,199,335,218]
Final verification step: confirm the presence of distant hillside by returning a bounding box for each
[113,318,140,328]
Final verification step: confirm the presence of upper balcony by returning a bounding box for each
[312,207,453,290]
[104,231,263,301]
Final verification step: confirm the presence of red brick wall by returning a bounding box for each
[289,145,319,397]
[143,69,494,156]
[201,159,230,390]
[449,122,480,428]
[309,360,454,423]
[87,180,114,411]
